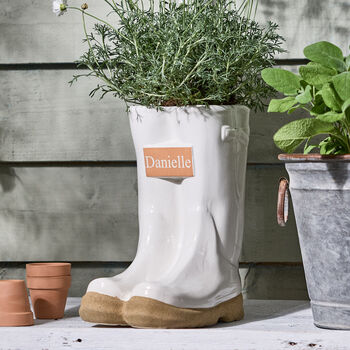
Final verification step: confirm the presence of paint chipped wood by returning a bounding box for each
[1,298,349,350]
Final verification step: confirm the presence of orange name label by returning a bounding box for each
[143,147,194,178]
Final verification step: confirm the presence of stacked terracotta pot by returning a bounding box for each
[26,263,71,319]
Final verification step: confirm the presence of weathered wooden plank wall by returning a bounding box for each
[0,0,347,297]
[0,69,305,163]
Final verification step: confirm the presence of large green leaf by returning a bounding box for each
[268,97,297,113]
[320,83,342,111]
[273,118,336,153]
[304,41,346,72]
[316,111,344,123]
[261,68,301,95]
[333,72,350,100]
[299,62,336,86]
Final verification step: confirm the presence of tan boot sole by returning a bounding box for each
[79,292,127,326]
[79,292,244,328]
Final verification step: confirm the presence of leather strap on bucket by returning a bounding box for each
[277,177,289,227]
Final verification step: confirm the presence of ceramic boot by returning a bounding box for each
[80,105,250,328]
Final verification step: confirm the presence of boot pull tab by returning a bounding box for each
[221,125,237,142]
[277,177,289,227]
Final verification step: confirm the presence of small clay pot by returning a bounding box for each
[0,280,34,326]
[26,263,71,319]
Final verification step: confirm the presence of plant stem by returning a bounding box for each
[67,7,134,45]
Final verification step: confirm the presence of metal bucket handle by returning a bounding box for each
[277,177,289,227]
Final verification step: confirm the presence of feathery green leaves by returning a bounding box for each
[70,0,284,109]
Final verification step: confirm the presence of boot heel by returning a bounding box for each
[219,294,244,323]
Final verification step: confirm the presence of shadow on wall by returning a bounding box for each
[259,0,288,20]
[241,264,308,300]
[0,167,18,193]
[304,0,327,18]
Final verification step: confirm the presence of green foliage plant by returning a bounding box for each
[62,0,284,109]
[262,41,350,155]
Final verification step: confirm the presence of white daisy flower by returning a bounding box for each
[52,0,68,16]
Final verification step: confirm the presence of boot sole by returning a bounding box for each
[79,292,244,328]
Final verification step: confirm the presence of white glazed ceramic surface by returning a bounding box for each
[87,105,250,308]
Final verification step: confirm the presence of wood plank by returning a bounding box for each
[255,0,350,59]
[0,262,307,300]
[0,0,110,64]
[0,166,139,261]
[0,165,301,262]
[241,264,308,300]
[4,298,350,350]
[0,70,135,162]
[242,165,301,263]
[1,0,349,63]
[0,69,306,163]
[0,262,129,297]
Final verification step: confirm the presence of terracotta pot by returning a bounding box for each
[26,263,71,319]
[0,280,34,326]
[26,276,71,319]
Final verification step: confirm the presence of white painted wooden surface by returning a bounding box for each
[1,0,349,63]
[1,298,349,350]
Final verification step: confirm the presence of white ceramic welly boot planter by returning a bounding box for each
[53,0,283,329]
[80,105,250,328]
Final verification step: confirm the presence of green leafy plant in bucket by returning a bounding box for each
[54,0,284,109]
[262,41,350,155]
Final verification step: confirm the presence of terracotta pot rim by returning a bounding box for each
[0,311,34,327]
[26,262,71,277]
[279,153,350,162]
[0,279,25,284]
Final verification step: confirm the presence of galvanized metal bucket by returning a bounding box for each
[278,154,350,330]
